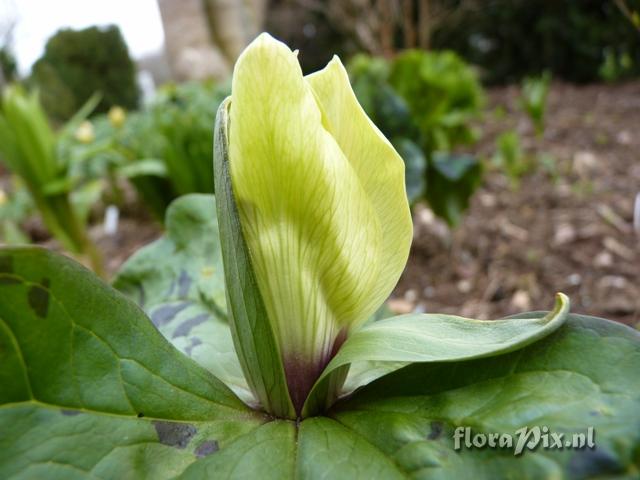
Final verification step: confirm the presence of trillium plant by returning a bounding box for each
[1,34,639,479]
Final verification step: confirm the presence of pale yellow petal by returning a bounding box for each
[306,57,413,320]
[229,34,411,396]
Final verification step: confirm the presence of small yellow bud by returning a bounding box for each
[108,106,126,128]
[75,120,95,144]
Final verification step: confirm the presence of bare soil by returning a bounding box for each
[392,81,640,326]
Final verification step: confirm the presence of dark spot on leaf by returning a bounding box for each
[185,338,202,356]
[61,409,81,416]
[568,448,621,477]
[427,421,443,440]
[177,270,192,298]
[137,412,145,418]
[150,302,191,327]
[195,440,219,458]
[163,279,176,299]
[153,421,197,449]
[0,256,18,285]
[28,278,50,318]
[173,313,209,338]
[0,255,13,274]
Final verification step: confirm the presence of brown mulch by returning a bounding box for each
[392,81,640,327]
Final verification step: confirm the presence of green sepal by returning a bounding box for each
[213,98,296,419]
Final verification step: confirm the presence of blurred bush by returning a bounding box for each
[132,82,229,195]
[31,25,139,121]
[349,50,484,225]
[0,177,33,245]
[431,0,640,83]
[389,50,484,151]
[520,72,551,137]
[0,47,17,84]
[0,86,102,271]
[60,81,230,221]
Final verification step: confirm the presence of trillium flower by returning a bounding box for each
[227,33,413,413]
[214,33,569,419]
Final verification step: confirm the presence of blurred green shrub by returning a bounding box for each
[520,72,551,136]
[81,81,230,220]
[0,86,102,271]
[0,47,17,84]
[31,25,139,121]
[0,177,33,245]
[389,50,484,151]
[492,130,528,187]
[59,106,173,221]
[349,50,484,226]
[431,0,640,83]
[135,81,229,196]
[599,48,636,82]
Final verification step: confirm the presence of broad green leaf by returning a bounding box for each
[303,293,569,416]
[214,98,295,419]
[0,403,261,479]
[1,247,638,478]
[328,314,640,479]
[297,417,405,479]
[177,421,297,479]
[0,247,267,478]
[113,194,252,403]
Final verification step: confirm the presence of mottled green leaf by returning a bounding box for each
[113,194,251,403]
[177,421,296,479]
[297,417,405,480]
[0,247,267,479]
[1,249,638,479]
[328,314,640,479]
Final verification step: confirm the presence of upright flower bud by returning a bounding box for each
[217,34,412,416]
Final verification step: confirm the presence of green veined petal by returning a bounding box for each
[306,57,413,323]
[228,33,411,410]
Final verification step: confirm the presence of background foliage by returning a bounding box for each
[31,25,139,121]
[431,0,640,83]
[349,49,484,225]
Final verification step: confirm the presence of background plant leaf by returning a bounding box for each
[425,152,483,226]
[112,194,252,403]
